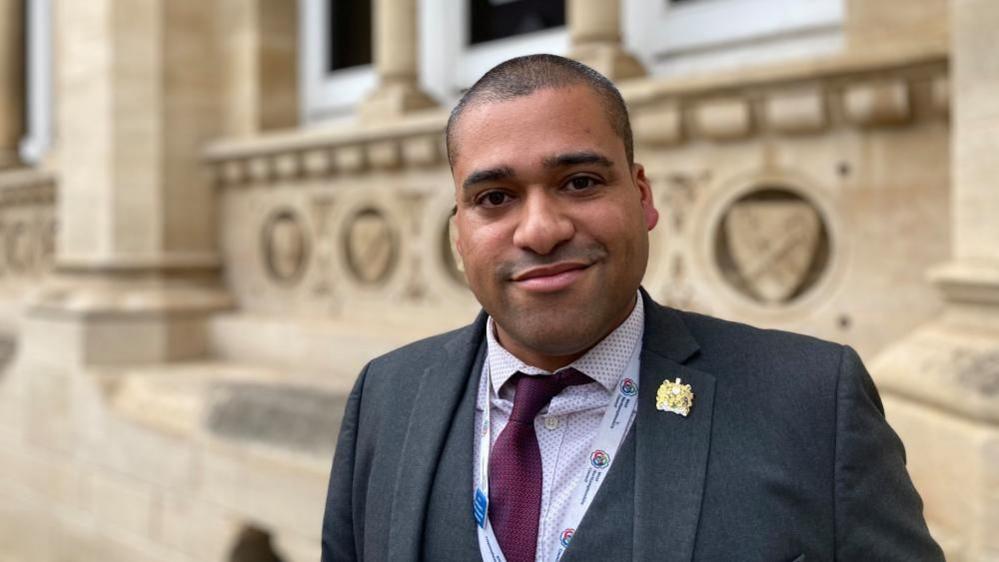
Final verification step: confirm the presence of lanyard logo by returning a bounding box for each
[590,449,611,469]
[560,528,575,548]
[619,377,638,396]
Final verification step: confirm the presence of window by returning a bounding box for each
[301,0,376,123]
[328,0,371,71]
[420,0,568,105]
[469,0,565,45]
[624,0,845,77]
[20,0,53,164]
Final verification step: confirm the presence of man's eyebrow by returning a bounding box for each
[542,151,613,170]
[462,166,516,190]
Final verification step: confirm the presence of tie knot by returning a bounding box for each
[508,368,592,423]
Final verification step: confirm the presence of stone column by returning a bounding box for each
[567,0,644,81]
[24,0,231,365]
[219,0,298,138]
[871,1,999,559]
[359,0,436,123]
[0,0,25,169]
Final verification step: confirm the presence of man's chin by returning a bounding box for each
[496,312,603,355]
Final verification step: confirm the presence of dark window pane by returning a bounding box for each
[329,0,372,72]
[469,0,565,46]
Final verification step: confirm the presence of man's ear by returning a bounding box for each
[449,213,466,271]
[634,164,659,231]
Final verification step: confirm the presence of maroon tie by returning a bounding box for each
[489,368,592,562]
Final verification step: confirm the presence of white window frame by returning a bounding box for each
[19,0,53,165]
[300,0,376,125]
[624,0,844,76]
[420,0,569,106]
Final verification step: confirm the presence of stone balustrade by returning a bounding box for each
[204,44,950,363]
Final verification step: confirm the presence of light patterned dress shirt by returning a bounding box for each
[474,295,645,562]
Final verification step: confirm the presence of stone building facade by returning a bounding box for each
[0,0,995,560]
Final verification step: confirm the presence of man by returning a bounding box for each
[322,55,943,562]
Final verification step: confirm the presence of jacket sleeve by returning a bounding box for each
[833,346,944,561]
[321,363,369,562]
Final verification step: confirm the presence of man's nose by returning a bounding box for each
[512,192,574,255]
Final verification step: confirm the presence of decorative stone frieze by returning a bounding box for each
[401,135,442,167]
[766,88,828,135]
[302,148,334,177]
[694,97,753,141]
[334,146,366,174]
[0,168,57,280]
[248,156,273,184]
[273,152,301,181]
[633,104,683,146]
[366,140,401,170]
[843,80,912,126]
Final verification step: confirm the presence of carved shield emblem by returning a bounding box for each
[723,199,822,304]
[345,209,397,284]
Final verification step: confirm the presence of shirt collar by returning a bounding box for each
[485,292,645,395]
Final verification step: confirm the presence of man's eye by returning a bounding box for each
[567,176,598,190]
[478,191,511,207]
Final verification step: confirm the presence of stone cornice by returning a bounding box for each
[203,43,949,187]
[0,167,57,205]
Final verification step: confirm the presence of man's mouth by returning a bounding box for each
[510,262,591,293]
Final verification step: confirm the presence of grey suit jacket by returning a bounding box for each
[321,292,943,561]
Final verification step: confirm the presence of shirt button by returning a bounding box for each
[544,417,560,430]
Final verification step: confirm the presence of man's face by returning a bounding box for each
[451,85,659,370]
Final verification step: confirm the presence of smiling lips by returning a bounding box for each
[511,262,592,292]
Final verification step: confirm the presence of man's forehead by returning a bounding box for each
[450,87,621,174]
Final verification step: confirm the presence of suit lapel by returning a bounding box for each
[632,295,715,562]
[633,351,715,561]
[387,314,487,562]
[553,294,718,562]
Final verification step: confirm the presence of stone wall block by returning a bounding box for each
[334,146,367,174]
[766,88,828,134]
[843,80,912,127]
[86,416,200,493]
[7,449,92,513]
[367,140,401,170]
[200,442,327,534]
[275,530,322,562]
[634,104,683,146]
[156,493,239,560]
[694,98,753,141]
[402,135,442,167]
[91,471,159,541]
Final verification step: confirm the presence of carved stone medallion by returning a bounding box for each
[715,188,830,305]
[261,209,309,285]
[343,208,397,285]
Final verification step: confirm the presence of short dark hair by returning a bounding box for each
[445,54,634,167]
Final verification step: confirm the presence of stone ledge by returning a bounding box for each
[873,323,999,424]
[205,46,948,186]
[0,167,57,206]
[929,260,999,306]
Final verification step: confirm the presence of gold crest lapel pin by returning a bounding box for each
[656,377,694,417]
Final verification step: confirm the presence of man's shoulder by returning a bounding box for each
[659,305,847,384]
[673,307,842,356]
